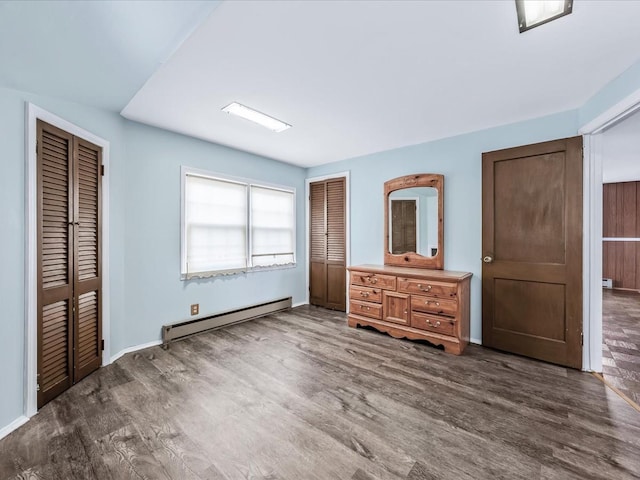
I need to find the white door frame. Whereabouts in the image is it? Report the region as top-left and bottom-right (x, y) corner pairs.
(25, 103), (111, 417)
(579, 88), (640, 372)
(305, 171), (351, 311)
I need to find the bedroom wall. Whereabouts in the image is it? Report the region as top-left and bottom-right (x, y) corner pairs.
(0, 85), (127, 433)
(579, 56), (640, 127)
(120, 121), (307, 353)
(0, 85), (306, 435)
(3, 53), (640, 438)
(307, 110), (580, 343)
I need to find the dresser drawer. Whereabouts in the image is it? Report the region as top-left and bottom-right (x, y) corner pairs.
(411, 311), (456, 336)
(411, 295), (457, 317)
(350, 271), (396, 290)
(398, 277), (457, 298)
(349, 285), (382, 303)
(350, 300), (383, 320)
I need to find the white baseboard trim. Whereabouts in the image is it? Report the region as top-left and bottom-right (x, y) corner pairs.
(0, 415), (29, 441)
(292, 301), (309, 308)
(110, 340), (163, 364)
(470, 337), (482, 345)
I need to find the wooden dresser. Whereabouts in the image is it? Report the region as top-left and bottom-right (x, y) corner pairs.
(347, 264), (472, 355)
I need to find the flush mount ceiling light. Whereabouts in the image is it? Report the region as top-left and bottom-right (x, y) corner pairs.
(222, 102), (291, 133)
(516, 0), (573, 33)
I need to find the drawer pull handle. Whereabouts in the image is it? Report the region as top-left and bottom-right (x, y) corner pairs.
(417, 284), (432, 292)
(425, 301), (440, 306)
(360, 291), (370, 298)
(368, 276), (378, 284)
(360, 305), (370, 311)
(427, 320), (441, 327)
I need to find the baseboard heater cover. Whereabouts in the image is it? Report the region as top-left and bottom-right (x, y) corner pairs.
(162, 297), (292, 346)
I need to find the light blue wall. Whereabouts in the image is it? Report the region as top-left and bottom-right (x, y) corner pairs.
(120, 121), (307, 352)
(0, 86), (306, 433)
(579, 57), (640, 127)
(0, 85), (127, 431)
(3, 53), (640, 437)
(308, 110), (580, 342)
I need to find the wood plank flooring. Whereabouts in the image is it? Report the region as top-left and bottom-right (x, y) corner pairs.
(1, 305), (640, 480)
(602, 289), (640, 405)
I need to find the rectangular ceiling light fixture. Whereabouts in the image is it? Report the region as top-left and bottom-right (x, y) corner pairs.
(516, 0), (573, 33)
(222, 102), (291, 133)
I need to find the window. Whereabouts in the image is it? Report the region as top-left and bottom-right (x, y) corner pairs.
(181, 167), (296, 279)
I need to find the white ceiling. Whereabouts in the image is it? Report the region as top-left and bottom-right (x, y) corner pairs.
(2, 1), (640, 168)
(0, 0), (220, 111)
(602, 108), (640, 183)
(122, 0), (640, 167)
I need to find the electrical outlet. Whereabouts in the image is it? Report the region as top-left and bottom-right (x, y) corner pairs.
(190, 304), (199, 316)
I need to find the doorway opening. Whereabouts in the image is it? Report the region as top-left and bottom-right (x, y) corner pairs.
(599, 109), (640, 405)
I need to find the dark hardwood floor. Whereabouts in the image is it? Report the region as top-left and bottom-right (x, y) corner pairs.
(2, 305), (640, 480)
(602, 289), (640, 405)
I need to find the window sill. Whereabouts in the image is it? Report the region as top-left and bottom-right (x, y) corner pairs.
(181, 263), (297, 281)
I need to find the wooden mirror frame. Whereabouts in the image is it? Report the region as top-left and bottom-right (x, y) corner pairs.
(384, 173), (444, 269)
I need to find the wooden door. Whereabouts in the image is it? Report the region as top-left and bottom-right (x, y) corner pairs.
(37, 120), (102, 408)
(38, 121), (74, 406)
(482, 136), (583, 369)
(73, 137), (102, 382)
(309, 178), (346, 311)
(391, 199), (417, 254)
(602, 181), (640, 290)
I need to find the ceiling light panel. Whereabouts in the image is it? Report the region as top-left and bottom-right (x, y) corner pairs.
(222, 102), (291, 133)
(516, 0), (573, 33)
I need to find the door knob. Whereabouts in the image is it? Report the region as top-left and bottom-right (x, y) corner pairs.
(483, 255), (494, 263)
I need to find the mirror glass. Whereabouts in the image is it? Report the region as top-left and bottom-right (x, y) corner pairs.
(388, 187), (439, 257)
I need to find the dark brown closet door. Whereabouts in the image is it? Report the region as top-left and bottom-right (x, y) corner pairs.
(73, 137), (102, 382)
(310, 178), (346, 311)
(38, 121), (74, 407)
(37, 120), (102, 408)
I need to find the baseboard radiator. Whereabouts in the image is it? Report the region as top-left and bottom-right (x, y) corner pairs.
(162, 297), (292, 346)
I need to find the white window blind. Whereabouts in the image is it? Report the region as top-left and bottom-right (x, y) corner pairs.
(182, 168), (296, 279)
(185, 175), (248, 276)
(251, 186), (295, 267)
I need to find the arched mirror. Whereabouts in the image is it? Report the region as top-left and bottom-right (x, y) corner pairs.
(384, 174), (444, 269)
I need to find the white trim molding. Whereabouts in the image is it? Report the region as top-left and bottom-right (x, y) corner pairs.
(603, 237), (640, 242)
(25, 103), (111, 418)
(110, 340), (163, 364)
(305, 171), (351, 312)
(579, 85), (640, 372)
(0, 416), (29, 442)
(581, 133), (603, 373)
(579, 88), (640, 135)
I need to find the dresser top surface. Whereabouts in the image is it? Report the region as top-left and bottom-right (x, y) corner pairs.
(349, 264), (472, 281)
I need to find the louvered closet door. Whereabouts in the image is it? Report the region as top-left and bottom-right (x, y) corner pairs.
(37, 120), (102, 408)
(309, 178), (346, 311)
(73, 137), (102, 382)
(38, 121), (74, 407)
(325, 179), (346, 310)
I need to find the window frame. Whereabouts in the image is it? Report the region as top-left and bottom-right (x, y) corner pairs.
(180, 166), (296, 280)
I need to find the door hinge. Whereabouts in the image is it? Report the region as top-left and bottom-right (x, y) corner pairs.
(36, 383), (40, 392)
(581, 332), (584, 346)
(36, 142), (38, 154)
(101, 339), (105, 351)
(101, 165), (105, 176)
